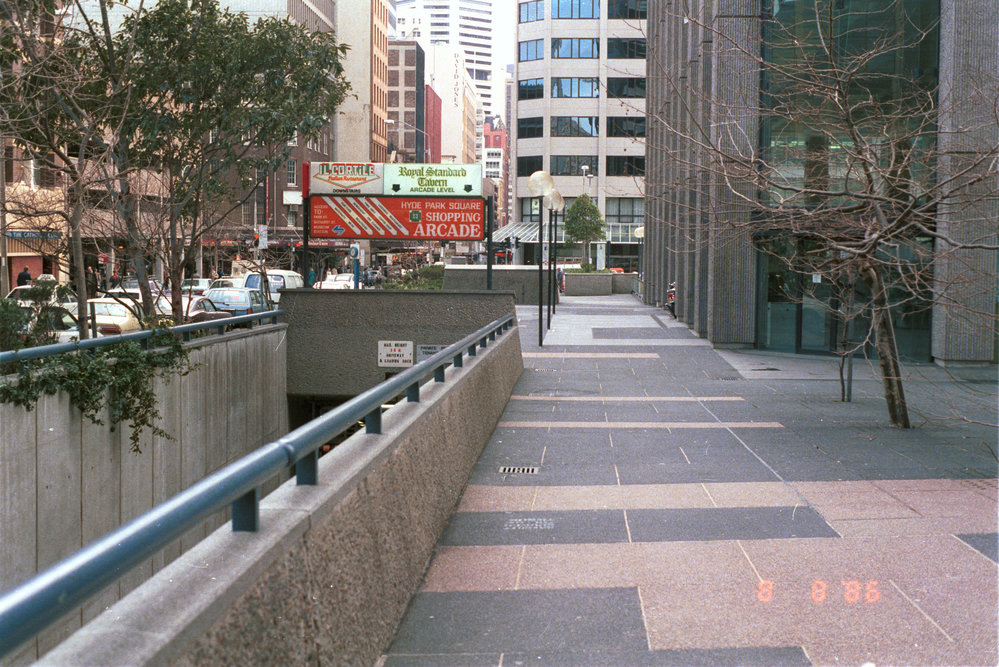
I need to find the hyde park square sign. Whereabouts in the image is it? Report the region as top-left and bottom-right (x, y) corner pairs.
(306, 162), (485, 241)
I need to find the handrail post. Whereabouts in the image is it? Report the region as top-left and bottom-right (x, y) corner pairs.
(296, 450), (318, 485)
(434, 366), (446, 382)
(453, 353), (463, 368)
(232, 488), (259, 531)
(365, 408), (382, 434)
(407, 383), (420, 402)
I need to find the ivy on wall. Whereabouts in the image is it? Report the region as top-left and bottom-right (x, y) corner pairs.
(0, 331), (195, 453)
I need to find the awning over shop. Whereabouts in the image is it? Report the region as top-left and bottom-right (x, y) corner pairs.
(491, 221), (565, 244)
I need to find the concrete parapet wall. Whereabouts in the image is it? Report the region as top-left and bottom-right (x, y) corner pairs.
(280, 289), (517, 398)
(564, 272), (613, 296)
(612, 273), (638, 294)
(1, 326), (288, 667)
(35, 326), (524, 667)
(441, 266), (557, 305)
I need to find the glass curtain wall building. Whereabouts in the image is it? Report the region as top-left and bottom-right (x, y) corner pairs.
(644, 0), (997, 363)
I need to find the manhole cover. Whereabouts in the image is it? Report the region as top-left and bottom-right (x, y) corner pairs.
(498, 466), (539, 475)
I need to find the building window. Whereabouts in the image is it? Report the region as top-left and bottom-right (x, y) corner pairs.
(552, 38), (598, 59)
(518, 116), (544, 139)
(607, 0), (647, 19)
(517, 155), (543, 177)
(607, 77), (646, 98)
(551, 77), (599, 98)
(287, 159), (297, 186)
(606, 198), (644, 242)
(242, 202), (254, 226)
(287, 206), (298, 228)
(519, 197), (540, 223)
(518, 78), (545, 100)
(606, 156), (645, 176)
(519, 0), (543, 22)
(607, 38), (646, 59)
(519, 39), (544, 62)
(552, 0), (599, 19)
(551, 116), (599, 137)
(607, 116), (646, 137)
(551, 155), (598, 176)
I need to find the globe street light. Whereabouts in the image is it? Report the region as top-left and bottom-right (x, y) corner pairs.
(385, 118), (430, 162)
(528, 170), (557, 347)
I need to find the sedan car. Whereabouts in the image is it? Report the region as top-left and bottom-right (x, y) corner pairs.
(204, 287), (269, 316)
(18, 305), (87, 344)
(314, 273), (361, 290)
(85, 298), (143, 336)
(180, 278), (213, 295)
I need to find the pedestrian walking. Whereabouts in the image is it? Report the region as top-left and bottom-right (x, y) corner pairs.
(16, 266), (31, 286)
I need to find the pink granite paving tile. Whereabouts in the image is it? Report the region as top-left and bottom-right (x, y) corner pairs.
(805, 637), (990, 667)
(830, 515), (999, 538)
(419, 546), (522, 592)
(889, 574), (998, 658)
(702, 482), (804, 507)
(530, 484), (714, 510)
(741, 536), (998, 587)
(638, 577), (947, 658)
(888, 489), (998, 519)
(792, 481), (923, 520)
(515, 542), (757, 591)
(456, 485), (537, 512)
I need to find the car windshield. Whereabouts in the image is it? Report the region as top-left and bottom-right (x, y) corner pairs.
(209, 290), (249, 305)
(90, 302), (130, 317)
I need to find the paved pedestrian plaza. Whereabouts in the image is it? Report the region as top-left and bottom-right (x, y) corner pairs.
(382, 295), (998, 666)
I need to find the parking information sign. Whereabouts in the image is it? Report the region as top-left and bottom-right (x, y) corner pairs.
(311, 196), (485, 240)
(378, 341), (414, 368)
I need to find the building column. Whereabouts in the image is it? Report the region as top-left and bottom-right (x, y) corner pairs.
(706, 0), (759, 346)
(931, 0), (999, 364)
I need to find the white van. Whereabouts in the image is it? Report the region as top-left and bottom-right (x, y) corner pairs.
(239, 269), (304, 304)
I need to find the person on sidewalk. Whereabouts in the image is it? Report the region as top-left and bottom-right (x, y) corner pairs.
(16, 266), (31, 286)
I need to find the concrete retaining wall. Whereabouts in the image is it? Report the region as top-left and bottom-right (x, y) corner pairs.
(280, 289), (517, 399)
(613, 273), (639, 294)
(441, 266), (558, 305)
(35, 324), (524, 667)
(1, 326), (288, 667)
(564, 272), (613, 296)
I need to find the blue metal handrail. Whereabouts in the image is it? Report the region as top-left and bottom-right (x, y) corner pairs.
(0, 309), (283, 366)
(0, 312), (516, 659)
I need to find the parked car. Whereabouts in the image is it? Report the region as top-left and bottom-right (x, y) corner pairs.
(314, 274), (361, 290)
(180, 278), (213, 295)
(240, 269), (304, 303)
(18, 304), (87, 344)
(156, 295), (230, 324)
(85, 298), (143, 336)
(6, 284), (78, 314)
(204, 287), (269, 317)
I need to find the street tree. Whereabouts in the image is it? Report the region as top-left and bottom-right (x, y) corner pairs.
(119, 0), (350, 320)
(647, 0), (998, 427)
(563, 193), (606, 269)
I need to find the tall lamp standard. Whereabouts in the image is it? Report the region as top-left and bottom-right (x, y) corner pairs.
(528, 170), (558, 347)
(385, 118), (430, 162)
(546, 190), (565, 330)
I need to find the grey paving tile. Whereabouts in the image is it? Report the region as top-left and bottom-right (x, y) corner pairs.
(616, 462), (780, 485)
(440, 510), (628, 545)
(627, 506), (839, 542)
(387, 589), (648, 654)
(383, 646), (813, 667)
(957, 533), (998, 563)
(468, 461), (621, 486)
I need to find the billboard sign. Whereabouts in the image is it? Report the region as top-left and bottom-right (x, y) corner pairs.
(383, 164), (482, 196)
(309, 162), (383, 195)
(311, 196), (485, 240)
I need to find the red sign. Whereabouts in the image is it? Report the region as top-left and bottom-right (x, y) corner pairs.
(311, 196), (484, 240)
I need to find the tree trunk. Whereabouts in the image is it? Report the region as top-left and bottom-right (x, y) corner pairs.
(861, 264), (911, 428)
(68, 181), (91, 339)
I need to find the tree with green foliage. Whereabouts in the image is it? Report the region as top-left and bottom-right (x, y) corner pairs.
(563, 193), (606, 269)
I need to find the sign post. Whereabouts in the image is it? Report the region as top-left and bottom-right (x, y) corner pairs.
(349, 243), (360, 290)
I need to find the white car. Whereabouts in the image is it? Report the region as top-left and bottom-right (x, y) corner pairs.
(314, 274), (361, 290)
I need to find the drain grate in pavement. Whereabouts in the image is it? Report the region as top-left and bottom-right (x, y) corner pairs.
(498, 466), (539, 475)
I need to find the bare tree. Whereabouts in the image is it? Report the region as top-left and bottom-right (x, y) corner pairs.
(646, 0), (998, 427)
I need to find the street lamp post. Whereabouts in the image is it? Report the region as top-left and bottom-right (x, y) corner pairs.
(528, 171), (562, 347)
(385, 118), (430, 162)
(547, 191), (564, 329)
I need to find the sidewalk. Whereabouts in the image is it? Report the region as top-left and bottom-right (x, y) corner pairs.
(380, 294), (998, 666)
